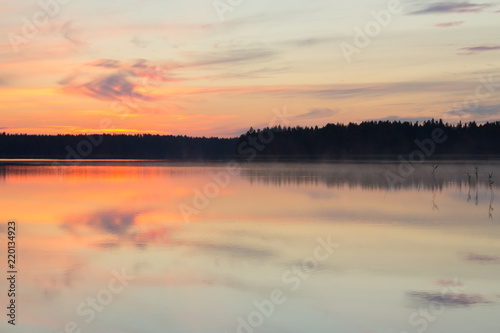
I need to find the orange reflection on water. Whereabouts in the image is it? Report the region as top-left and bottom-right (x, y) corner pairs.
(0, 162), (499, 333)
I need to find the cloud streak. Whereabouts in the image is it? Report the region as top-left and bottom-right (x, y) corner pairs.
(180, 48), (278, 69)
(446, 104), (500, 116)
(71, 73), (152, 101)
(458, 45), (500, 55)
(407, 291), (494, 307)
(433, 21), (464, 27)
(292, 108), (338, 120)
(410, 2), (492, 15)
(59, 59), (177, 102)
(463, 252), (500, 263)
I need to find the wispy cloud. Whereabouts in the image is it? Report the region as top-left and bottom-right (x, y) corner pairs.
(131, 36), (150, 48)
(446, 104), (500, 116)
(298, 87), (378, 99)
(252, 82), (472, 100)
(181, 48), (278, 68)
(280, 35), (343, 48)
(463, 252), (500, 264)
(458, 45), (500, 55)
(92, 58), (122, 68)
(190, 242), (275, 259)
(292, 108), (338, 120)
(433, 21), (464, 27)
(436, 279), (464, 287)
(410, 2), (492, 15)
(58, 21), (84, 45)
(407, 291), (494, 307)
(216, 66), (291, 79)
(177, 82), (475, 101)
(63, 72), (153, 101)
(59, 59), (177, 102)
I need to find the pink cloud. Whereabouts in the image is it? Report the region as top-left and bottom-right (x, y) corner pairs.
(59, 59), (182, 102)
(458, 45), (500, 55)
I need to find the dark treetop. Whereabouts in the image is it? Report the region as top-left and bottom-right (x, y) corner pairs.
(1, 120), (500, 160)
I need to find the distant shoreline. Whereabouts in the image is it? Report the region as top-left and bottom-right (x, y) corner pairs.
(3, 157), (500, 165)
(2, 120), (500, 161)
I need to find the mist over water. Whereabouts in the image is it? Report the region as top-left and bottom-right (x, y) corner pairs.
(0, 161), (499, 333)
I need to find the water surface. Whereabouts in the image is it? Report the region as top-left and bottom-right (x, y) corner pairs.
(0, 161), (499, 333)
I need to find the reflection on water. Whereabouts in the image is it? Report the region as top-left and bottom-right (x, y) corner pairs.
(0, 161), (499, 333)
(242, 162), (500, 192)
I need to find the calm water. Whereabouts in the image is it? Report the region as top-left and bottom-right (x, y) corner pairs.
(1, 161), (499, 333)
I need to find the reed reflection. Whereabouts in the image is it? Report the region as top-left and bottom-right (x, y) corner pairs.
(240, 162), (500, 192)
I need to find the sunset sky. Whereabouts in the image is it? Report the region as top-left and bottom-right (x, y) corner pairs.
(1, 0), (499, 137)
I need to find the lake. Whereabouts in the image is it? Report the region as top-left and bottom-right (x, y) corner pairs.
(0, 161), (499, 333)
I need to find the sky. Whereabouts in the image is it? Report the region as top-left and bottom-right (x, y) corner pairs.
(0, 0), (499, 137)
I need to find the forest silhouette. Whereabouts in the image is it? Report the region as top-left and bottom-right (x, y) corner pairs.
(1, 120), (500, 160)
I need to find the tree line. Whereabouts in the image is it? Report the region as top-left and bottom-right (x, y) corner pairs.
(236, 119), (500, 160)
(1, 120), (500, 160)
(0, 133), (237, 160)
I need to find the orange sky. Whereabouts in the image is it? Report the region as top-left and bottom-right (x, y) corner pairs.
(1, 0), (500, 137)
